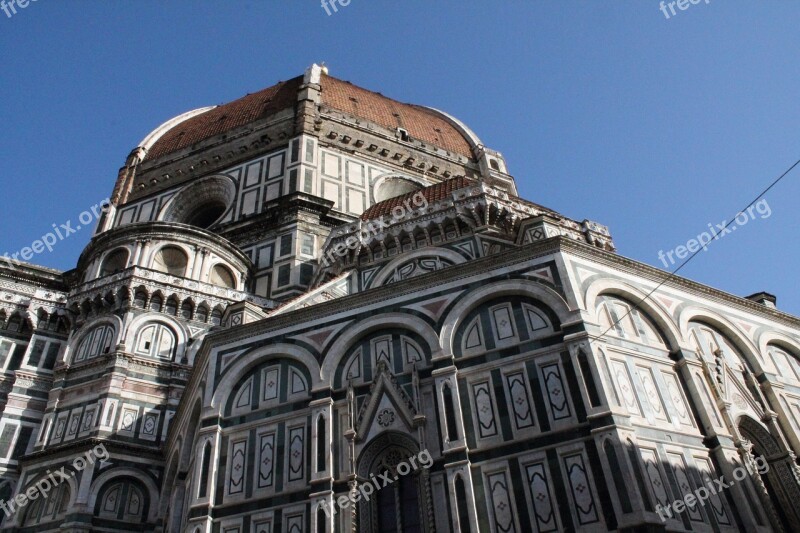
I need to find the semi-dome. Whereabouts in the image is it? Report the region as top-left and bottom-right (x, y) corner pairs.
(137, 68), (482, 163)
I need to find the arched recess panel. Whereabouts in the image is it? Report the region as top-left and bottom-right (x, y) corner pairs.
(596, 295), (667, 349)
(453, 295), (561, 359)
(21, 481), (71, 527)
(93, 477), (150, 527)
(598, 297), (698, 432)
(688, 321), (756, 372)
(73, 323), (116, 362)
(133, 322), (178, 361)
(333, 329), (431, 390)
(224, 358), (313, 418)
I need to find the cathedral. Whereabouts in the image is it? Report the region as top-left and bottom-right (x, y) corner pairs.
(2, 64), (800, 532)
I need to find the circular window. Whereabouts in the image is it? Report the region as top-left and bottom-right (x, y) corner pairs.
(162, 175), (236, 229)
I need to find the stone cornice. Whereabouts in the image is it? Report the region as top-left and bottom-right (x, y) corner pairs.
(561, 239), (800, 329)
(22, 437), (164, 465)
(77, 221), (253, 272)
(68, 265), (274, 311)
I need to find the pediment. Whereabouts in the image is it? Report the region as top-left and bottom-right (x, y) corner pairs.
(355, 362), (417, 441)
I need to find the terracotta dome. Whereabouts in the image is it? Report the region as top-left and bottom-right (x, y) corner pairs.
(138, 70), (481, 163)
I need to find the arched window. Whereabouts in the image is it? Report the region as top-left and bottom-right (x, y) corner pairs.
(149, 294), (163, 313)
(604, 440), (632, 513)
(198, 441), (212, 498)
(210, 308), (223, 326)
(134, 288), (148, 308)
(442, 382), (459, 441)
(165, 295), (179, 316)
(368, 446), (422, 533)
(22, 481), (70, 526)
(152, 246), (188, 277)
(99, 248), (129, 277)
(75, 323), (115, 362)
(316, 415), (326, 472)
(135, 323), (177, 360)
(180, 301), (194, 320)
(95, 478), (147, 523)
(454, 475), (472, 533)
(209, 264), (236, 289)
(195, 304), (209, 323)
(626, 439), (653, 512)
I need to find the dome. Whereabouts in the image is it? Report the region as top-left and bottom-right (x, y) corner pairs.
(360, 175), (476, 220)
(137, 68), (482, 163)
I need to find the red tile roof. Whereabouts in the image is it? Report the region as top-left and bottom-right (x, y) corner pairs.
(360, 175), (476, 220)
(142, 72), (475, 163)
(320, 74), (474, 158)
(144, 76), (303, 161)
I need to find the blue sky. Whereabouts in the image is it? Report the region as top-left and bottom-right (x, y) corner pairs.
(1, 1), (799, 314)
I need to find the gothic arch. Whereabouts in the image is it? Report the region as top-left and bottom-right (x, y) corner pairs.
(439, 279), (573, 357)
(356, 431), (429, 533)
(320, 313), (439, 383)
(737, 414), (800, 531)
(738, 415), (782, 456)
(356, 430), (420, 478)
(210, 343), (321, 410)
